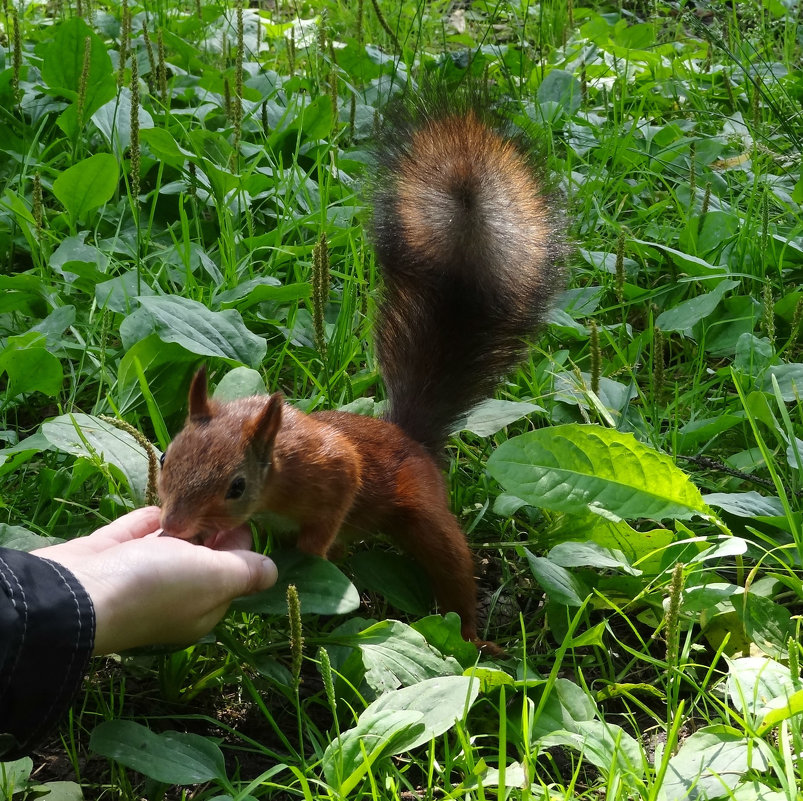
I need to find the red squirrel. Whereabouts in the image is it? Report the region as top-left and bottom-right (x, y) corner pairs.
(157, 94), (565, 653)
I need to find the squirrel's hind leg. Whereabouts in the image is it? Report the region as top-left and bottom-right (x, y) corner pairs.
(396, 506), (496, 651)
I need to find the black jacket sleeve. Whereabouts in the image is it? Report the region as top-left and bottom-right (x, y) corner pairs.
(0, 548), (95, 759)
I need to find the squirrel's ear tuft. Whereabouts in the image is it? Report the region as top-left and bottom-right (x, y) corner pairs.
(188, 365), (212, 420)
(244, 393), (283, 457)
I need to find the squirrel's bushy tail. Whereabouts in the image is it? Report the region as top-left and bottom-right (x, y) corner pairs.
(371, 93), (566, 455)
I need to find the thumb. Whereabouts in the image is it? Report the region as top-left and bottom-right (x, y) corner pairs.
(224, 551), (279, 595)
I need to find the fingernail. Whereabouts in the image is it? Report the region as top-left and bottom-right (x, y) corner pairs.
(259, 557), (278, 590)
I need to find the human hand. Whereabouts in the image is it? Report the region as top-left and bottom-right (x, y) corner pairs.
(32, 507), (277, 655)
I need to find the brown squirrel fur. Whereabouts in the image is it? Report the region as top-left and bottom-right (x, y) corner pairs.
(158, 95), (565, 653)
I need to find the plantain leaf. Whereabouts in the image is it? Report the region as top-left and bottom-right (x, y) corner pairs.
(487, 424), (709, 522)
(231, 550), (359, 616)
(322, 675), (479, 792)
(120, 295), (266, 368)
(330, 619), (462, 694)
(40, 413), (152, 503)
(0, 333), (63, 397)
(450, 398), (542, 437)
(40, 17), (116, 136)
(525, 550), (589, 607)
(661, 726), (771, 801)
(52, 154), (119, 222)
(89, 720), (226, 785)
(655, 279), (740, 333)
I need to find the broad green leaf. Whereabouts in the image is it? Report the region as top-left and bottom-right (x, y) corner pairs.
(28, 306), (76, 347)
(0, 334), (63, 397)
(762, 363), (803, 401)
(661, 726), (771, 801)
(277, 93), (334, 144)
(95, 271), (156, 313)
(676, 414), (744, 452)
(701, 609), (753, 656)
(322, 674), (479, 791)
(120, 295), (267, 368)
(0, 274), (47, 299)
(548, 541), (641, 576)
(0, 757), (33, 793)
(40, 414), (152, 504)
(411, 613), (480, 667)
(30, 780), (84, 800)
(52, 154), (119, 222)
(559, 285), (604, 317)
(737, 592), (791, 658)
(614, 22), (655, 49)
(631, 239), (726, 276)
(337, 397), (379, 416)
(251, 655), (294, 687)
(551, 676), (598, 724)
(116, 336), (198, 418)
(464, 666), (516, 692)
(159, 28), (206, 72)
(655, 279), (740, 333)
(539, 721), (642, 781)
(682, 583), (741, 613)
(554, 373), (637, 413)
(92, 88), (155, 152)
(215, 280), (311, 310)
(704, 492), (784, 517)
(525, 551), (589, 607)
(461, 762), (528, 790)
(732, 781), (793, 801)
(89, 720), (226, 785)
(450, 399), (541, 437)
(733, 333), (774, 376)
(696, 211), (741, 254)
(487, 424), (709, 522)
(786, 437), (803, 470)
(493, 492), (529, 516)
(0, 524), (60, 551)
(140, 127), (195, 167)
(568, 620), (608, 648)
(690, 537), (748, 562)
(758, 688), (803, 734)
(537, 69), (582, 116)
(40, 17), (116, 131)
(726, 657), (797, 720)
(0, 189), (37, 253)
(578, 248), (639, 276)
(335, 40), (382, 83)
(321, 710), (423, 794)
(212, 367), (267, 402)
(333, 620), (462, 694)
(553, 512), (674, 573)
(231, 550), (359, 616)
(50, 235), (108, 280)
(365, 674), (480, 750)
(705, 295), (759, 356)
(348, 551), (432, 616)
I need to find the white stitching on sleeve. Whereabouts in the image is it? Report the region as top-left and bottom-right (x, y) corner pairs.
(24, 558), (86, 746)
(0, 554), (29, 695)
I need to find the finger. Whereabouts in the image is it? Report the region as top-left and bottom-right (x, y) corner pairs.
(90, 506), (163, 543)
(206, 549), (278, 597)
(204, 525), (253, 552)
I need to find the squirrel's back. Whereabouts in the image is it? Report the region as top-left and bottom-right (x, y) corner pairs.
(370, 94), (566, 454)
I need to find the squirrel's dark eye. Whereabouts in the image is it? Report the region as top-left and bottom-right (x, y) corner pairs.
(159, 451), (166, 468)
(226, 476), (246, 500)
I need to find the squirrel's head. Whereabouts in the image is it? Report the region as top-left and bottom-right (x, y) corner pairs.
(158, 366), (283, 541)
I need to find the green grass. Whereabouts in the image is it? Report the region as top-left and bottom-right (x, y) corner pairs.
(1, 0), (803, 798)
